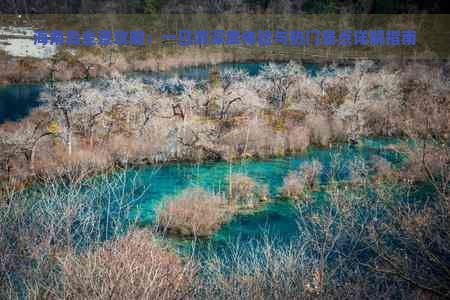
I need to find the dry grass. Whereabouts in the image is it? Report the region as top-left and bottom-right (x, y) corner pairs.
(156, 187), (232, 238)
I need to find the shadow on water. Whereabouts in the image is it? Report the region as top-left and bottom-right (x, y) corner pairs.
(134, 61), (319, 83)
(0, 84), (42, 123)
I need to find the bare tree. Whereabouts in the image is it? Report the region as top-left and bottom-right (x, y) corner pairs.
(257, 61), (305, 109)
(335, 61), (377, 142)
(216, 69), (250, 120)
(42, 81), (87, 156)
(75, 87), (108, 148)
(0, 114), (52, 174)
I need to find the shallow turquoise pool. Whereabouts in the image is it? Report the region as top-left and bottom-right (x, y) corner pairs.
(112, 138), (404, 256)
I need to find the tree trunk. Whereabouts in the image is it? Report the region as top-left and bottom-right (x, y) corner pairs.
(68, 130), (72, 156)
(30, 146), (36, 173)
(89, 130), (94, 148)
(30, 133), (52, 173)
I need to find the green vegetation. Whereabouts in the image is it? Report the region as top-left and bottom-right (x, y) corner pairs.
(143, 0), (161, 14)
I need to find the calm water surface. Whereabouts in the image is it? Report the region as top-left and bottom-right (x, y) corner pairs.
(116, 138), (403, 256)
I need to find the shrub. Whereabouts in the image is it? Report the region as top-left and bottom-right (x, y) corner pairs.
(304, 114), (333, 147)
(198, 239), (317, 300)
(329, 116), (347, 143)
(280, 171), (308, 200)
(370, 155), (397, 181)
(228, 174), (255, 201)
(280, 160), (323, 200)
(301, 160), (323, 188)
(0, 173), (142, 299)
(364, 102), (402, 136)
(220, 117), (280, 159)
(222, 117), (311, 159)
(156, 187), (232, 238)
(36, 147), (113, 184)
(60, 230), (197, 299)
(344, 155), (365, 183)
(227, 174), (269, 207)
(285, 124), (311, 153)
(395, 142), (448, 184)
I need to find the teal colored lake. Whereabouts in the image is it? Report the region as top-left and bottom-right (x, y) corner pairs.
(115, 138), (403, 256)
(0, 84), (42, 123)
(1, 62), (399, 259)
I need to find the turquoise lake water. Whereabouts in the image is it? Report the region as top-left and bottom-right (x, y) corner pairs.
(112, 138), (403, 256)
(0, 62), (402, 259)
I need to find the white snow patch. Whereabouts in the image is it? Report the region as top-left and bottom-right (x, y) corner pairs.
(0, 26), (57, 59)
